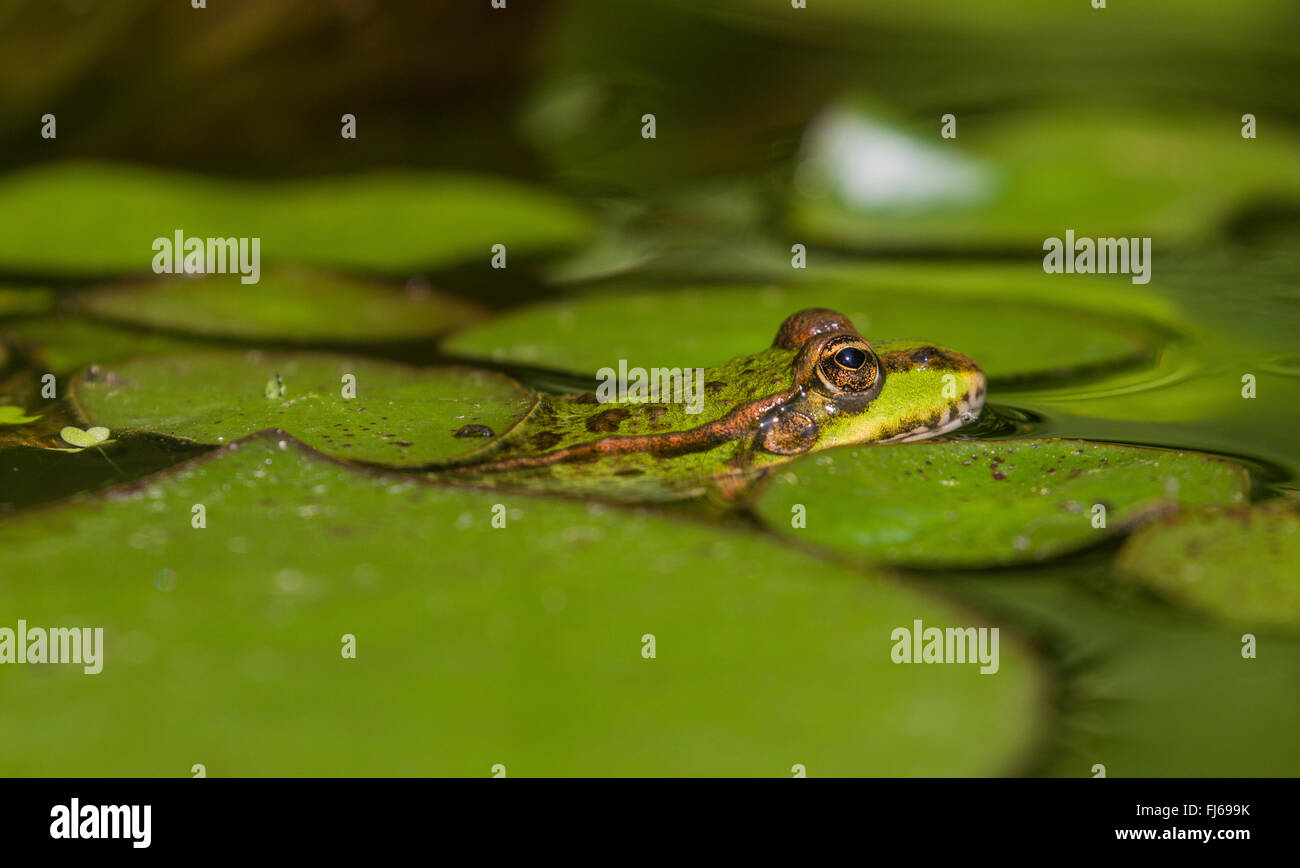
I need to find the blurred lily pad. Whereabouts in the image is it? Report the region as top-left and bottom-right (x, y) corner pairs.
(71, 350), (535, 467)
(791, 106), (1300, 248)
(753, 440), (1250, 567)
(0, 405), (40, 425)
(945, 566), (1300, 776)
(4, 316), (202, 374)
(706, 0), (1290, 42)
(0, 288), (56, 367)
(0, 433), (1045, 775)
(1116, 502), (1300, 627)
(0, 287), (53, 316)
(0, 161), (590, 274)
(72, 267), (483, 343)
(443, 277), (1160, 383)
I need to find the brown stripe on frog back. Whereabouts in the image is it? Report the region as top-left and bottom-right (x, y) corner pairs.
(458, 385), (803, 473)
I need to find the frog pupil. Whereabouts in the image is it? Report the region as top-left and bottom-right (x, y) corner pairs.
(835, 346), (867, 369)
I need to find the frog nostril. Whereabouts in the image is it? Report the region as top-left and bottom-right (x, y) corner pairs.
(835, 346), (868, 369)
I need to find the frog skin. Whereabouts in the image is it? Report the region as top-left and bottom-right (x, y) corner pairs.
(440, 308), (986, 500)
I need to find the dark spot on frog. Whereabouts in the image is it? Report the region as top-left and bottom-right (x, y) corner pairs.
(393, 441), (412, 447)
(991, 471), (1006, 480)
(532, 431), (563, 450)
(705, 381), (725, 393)
(455, 424), (495, 438)
(614, 468), (644, 477)
(910, 346), (939, 364)
(586, 408), (630, 433)
(573, 393), (600, 404)
(644, 405), (669, 430)
(884, 356), (911, 374)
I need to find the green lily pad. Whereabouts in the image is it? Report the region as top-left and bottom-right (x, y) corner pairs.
(1116, 502), (1300, 627)
(0, 434), (1044, 775)
(0, 161), (589, 274)
(86, 268), (482, 342)
(706, 0), (1284, 40)
(71, 350), (535, 467)
(0, 288), (53, 368)
(0, 287), (53, 316)
(0, 405), (40, 425)
(4, 317), (207, 374)
(71, 267), (484, 343)
(943, 568), (1300, 776)
(753, 440), (1250, 568)
(443, 276), (1159, 383)
(791, 106), (1300, 248)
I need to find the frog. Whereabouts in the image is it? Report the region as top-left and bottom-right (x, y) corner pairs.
(438, 308), (986, 501)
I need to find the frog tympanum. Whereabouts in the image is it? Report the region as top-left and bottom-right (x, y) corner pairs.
(440, 308), (986, 501)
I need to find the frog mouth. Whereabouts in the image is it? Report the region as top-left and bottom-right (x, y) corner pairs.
(880, 377), (988, 444)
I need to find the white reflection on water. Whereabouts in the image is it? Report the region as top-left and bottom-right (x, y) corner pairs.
(798, 108), (995, 210)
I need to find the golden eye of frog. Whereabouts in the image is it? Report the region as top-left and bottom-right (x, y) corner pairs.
(444, 308), (986, 500)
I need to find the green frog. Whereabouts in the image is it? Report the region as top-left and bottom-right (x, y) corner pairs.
(439, 308), (986, 501)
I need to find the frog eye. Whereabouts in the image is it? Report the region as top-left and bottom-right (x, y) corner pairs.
(834, 346), (868, 369)
(816, 336), (880, 393)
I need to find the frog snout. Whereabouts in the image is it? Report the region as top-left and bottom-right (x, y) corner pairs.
(929, 348), (986, 423)
(954, 357), (987, 423)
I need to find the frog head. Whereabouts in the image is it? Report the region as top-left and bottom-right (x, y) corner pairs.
(756, 308), (987, 455)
